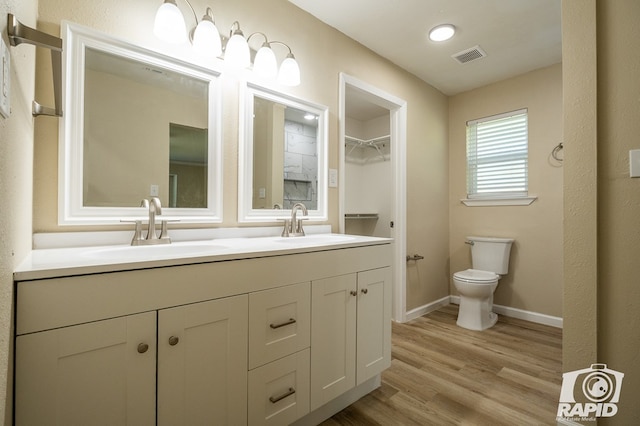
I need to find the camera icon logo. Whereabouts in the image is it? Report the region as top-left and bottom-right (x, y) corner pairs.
(557, 364), (624, 420)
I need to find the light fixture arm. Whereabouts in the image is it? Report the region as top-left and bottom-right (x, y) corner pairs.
(269, 40), (293, 55)
(247, 32), (270, 47)
(174, 0), (200, 28)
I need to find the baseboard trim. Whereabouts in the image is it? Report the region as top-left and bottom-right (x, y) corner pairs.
(405, 296), (451, 322)
(449, 296), (563, 328)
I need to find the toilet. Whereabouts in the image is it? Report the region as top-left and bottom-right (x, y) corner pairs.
(453, 236), (514, 331)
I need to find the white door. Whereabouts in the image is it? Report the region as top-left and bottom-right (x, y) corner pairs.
(15, 312), (156, 426)
(356, 267), (392, 385)
(310, 274), (357, 410)
(157, 295), (248, 426)
(340, 73), (408, 322)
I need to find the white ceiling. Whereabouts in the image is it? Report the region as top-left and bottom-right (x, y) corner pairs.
(289, 0), (562, 96)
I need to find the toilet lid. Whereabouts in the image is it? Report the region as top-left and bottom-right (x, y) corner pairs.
(453, 269), (499, 283)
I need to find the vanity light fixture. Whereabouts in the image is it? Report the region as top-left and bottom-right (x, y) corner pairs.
(153, 0), (301, 86)
(429, 24), (456, 42)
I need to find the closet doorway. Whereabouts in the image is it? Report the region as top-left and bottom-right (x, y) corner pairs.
(339, 74), (407, 322)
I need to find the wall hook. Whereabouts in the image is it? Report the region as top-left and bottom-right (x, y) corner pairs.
(7, 13), (63, 117)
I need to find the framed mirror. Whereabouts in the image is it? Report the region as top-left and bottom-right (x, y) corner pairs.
(59, 22), (222, 225)
(239, 82), (328, 222)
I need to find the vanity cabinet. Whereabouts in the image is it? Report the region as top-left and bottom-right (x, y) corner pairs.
(15, 296), (248, 426)
(310, 267), (392, 410)
(14, 240), (391, 425)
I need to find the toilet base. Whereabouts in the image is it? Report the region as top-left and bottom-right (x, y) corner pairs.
(456, 297), (498, 331)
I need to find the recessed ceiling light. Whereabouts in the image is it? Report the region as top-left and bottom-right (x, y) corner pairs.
(429, 24), (456, 42)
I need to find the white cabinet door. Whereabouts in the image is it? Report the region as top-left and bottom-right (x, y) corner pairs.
(310, 273), (357, 410)
(157, 295), (248, 426)
(356, 267), (392, 385)
(15, 312), (156, 426)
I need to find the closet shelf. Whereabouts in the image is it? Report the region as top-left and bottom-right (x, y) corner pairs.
(345, 135), (390, 162)
(345, 213), (379, 220)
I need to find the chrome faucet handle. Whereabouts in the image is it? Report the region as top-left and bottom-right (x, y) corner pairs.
(279, 219), (291, 237)
(121, 219), (144, 246)
(159, 219), (180, 241)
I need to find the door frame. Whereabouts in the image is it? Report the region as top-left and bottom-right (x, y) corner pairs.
(338, 73), (407, 323)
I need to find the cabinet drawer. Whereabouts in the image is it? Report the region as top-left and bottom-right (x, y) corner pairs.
(249, 282), (310, 369)
(248, 348), (310, 426)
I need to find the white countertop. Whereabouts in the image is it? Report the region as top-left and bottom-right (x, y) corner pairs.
(14, 233), (393, 281)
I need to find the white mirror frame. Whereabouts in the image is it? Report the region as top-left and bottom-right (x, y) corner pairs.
(238, 82), (329, 223)
(59, 22), (223, 225)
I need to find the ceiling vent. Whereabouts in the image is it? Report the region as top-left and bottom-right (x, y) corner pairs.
(452, 45), (487, 64)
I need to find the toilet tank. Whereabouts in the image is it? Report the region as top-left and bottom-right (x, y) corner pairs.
(467, 236), (514, 275)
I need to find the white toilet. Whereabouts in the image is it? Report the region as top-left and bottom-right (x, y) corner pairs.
(453, 236), (514, 331)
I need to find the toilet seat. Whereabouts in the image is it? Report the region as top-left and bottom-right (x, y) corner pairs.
(453, 269), (498, 283)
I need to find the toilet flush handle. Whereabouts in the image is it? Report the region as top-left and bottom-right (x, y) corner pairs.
(465, 240), (474, 245)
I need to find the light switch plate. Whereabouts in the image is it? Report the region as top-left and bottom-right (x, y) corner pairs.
(329, 168), (338, 187)
(630, 150), (640, 178)
(0, 36), (10, 119)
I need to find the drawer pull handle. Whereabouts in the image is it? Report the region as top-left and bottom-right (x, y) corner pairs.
(269, 387), (296, 403)
(350, 290), (357, 296)
(137, 343), (149, 354)
(168, 336), (179, 346)
(361, 288), (368, 294)
(270, 318), (296, 329)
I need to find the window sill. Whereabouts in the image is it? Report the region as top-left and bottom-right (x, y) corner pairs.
(461, 196), (537, 207)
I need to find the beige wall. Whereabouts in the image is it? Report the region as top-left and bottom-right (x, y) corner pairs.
(0, 0), (39, 422)
(449, 64), (563, 317)
(562, 0), (640, 424)
(32, 1), (449, 308)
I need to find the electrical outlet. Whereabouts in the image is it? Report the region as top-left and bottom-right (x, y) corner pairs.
(0, 36), (10, 119)
(150, 184), (159, 196)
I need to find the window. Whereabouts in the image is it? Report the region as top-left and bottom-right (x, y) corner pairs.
(466, 109), (528, 200)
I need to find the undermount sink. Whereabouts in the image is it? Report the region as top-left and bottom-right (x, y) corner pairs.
(273, 234), (356, 244)
(86, 242), (228, 260)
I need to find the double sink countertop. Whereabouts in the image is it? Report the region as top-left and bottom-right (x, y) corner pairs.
(15, 232), (393, 281)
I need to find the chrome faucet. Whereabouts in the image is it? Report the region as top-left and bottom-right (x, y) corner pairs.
(147, 197), (161, 240)
(281, 203), (308, 237)
(128, 197), (171, 246)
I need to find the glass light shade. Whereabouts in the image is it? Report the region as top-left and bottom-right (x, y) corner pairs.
(153, 1), (188, 44)
(277, 55), (301, 86)
(429, 24), (456, 42)
(224, 33), (250, 68)
(253, 45), (278, 81)
(193, 19), (222, 58)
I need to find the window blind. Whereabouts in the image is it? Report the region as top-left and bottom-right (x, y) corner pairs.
(466, 109), (528, 198)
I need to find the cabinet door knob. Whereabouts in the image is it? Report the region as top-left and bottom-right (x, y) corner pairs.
(168, 336), (180, 346)
(361, 288), (368, 294)
(350, 290), (357, 296)
(137, 343), (149, 354)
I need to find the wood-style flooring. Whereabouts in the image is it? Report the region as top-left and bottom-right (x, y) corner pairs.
(321, 304), (562, 426)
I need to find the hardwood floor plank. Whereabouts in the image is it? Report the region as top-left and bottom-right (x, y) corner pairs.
(320, 304), (562, 426)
